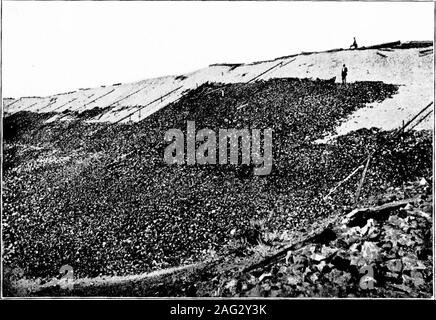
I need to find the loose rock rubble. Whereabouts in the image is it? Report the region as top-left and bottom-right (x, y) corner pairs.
(216, 179), (432, 298)
(2, 77), (431, 298)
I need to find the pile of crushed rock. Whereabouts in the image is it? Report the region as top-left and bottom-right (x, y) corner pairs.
(219, 178), (432, 298)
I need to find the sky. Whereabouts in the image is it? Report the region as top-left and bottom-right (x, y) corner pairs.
(2, 1), (434, 98)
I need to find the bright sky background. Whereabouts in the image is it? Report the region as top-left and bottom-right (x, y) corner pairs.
(2, 1), (434, 98)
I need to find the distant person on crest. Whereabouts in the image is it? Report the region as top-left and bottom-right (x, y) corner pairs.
(350, 37), (358, 50)
(341, 64), (348, 85)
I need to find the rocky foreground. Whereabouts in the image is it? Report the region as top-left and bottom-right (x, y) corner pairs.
(219, 179), (433, 298)
(8, 177), (431, 297)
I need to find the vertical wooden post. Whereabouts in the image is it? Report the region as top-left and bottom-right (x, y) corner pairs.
(355, 155), (371, 204)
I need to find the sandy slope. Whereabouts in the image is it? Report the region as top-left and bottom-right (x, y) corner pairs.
(3, 42), (433, 137)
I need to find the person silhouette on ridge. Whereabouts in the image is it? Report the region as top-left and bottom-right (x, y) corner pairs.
(350, 37), (358, 49)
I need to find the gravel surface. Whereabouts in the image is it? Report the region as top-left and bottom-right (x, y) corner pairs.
(4, 78), (430, 282)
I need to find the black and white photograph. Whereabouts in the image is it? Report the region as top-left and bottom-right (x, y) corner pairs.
(1, 0), (434, 301)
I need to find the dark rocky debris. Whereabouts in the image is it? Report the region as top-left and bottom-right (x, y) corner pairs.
(2, 77), (432, 297)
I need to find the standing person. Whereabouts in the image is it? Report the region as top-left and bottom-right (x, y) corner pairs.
(350, 37), (358, 49)
(341, 64), (348, 85)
